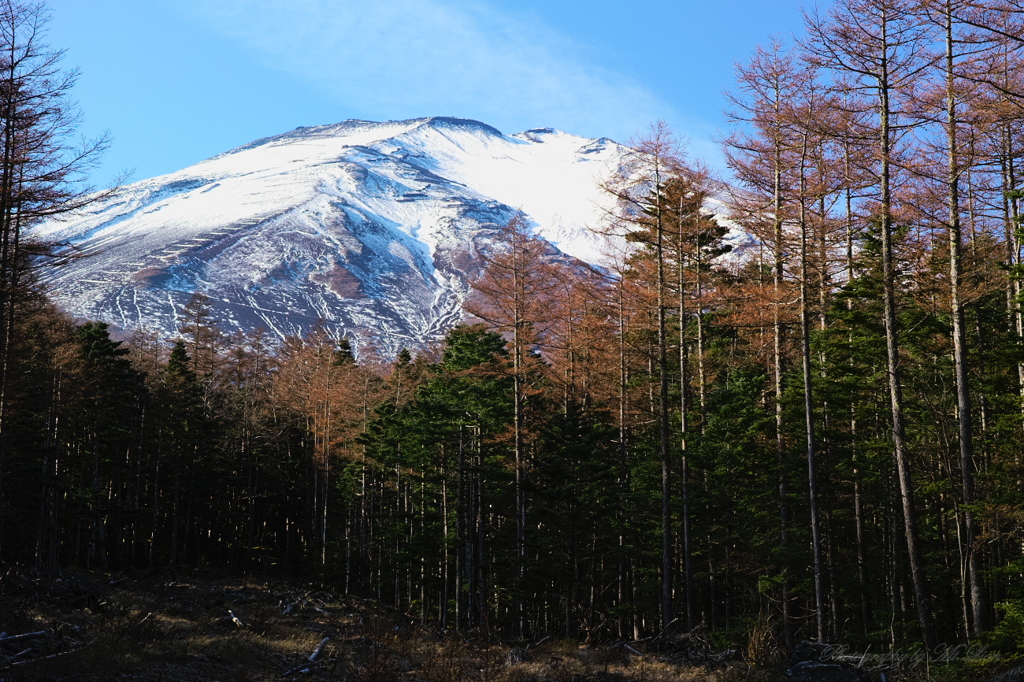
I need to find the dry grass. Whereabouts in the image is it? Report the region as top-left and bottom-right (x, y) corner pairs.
(0, 571), (784, 681)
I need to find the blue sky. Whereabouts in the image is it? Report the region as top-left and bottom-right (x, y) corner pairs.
(48, 0), (813, 189)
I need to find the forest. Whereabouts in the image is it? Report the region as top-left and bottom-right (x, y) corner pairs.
(4, 0), (1024, 666)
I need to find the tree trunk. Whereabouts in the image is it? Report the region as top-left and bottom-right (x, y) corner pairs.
(878, 47), (937, 651)
(941, 3), (985, 634)
(798, 134), (827, 642)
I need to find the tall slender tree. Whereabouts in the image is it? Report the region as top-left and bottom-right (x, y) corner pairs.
(804, 0), (939, 648)
(604, 123), (688, 631)
(466, 213), (562, 635)
(0, 0), (105, 559)
(724, 40), (811, 640)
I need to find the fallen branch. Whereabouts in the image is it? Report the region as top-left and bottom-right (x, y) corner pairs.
(6, 647), (35, 663)
(303, 601), (330, 616)
(651, 618), (680, 642)
(309, 636), (330, 662)
(0, 631), (46, 645)
(614, 641), (643, 657)
(281, 637), (331, 676)
(11, 647), (85, 667)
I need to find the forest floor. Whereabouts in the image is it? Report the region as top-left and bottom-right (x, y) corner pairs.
(0, 568), (1011, 681)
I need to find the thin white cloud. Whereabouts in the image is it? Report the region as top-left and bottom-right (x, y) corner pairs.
(168, 0), (673, 141)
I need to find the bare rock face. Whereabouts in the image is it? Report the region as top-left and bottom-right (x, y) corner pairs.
(32, 117), (630, 356)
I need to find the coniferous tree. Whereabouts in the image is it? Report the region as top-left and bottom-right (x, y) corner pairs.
(0, 0), (106, 561)
(724, 40), (812, 641)
(466, 213), (560, 635)
(804, 0), (939, 648)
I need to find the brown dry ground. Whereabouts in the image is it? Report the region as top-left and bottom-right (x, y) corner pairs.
(1, 569), (1011, 681)
(0, 569), (781, 682)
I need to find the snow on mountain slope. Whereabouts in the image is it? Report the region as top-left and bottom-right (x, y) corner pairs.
(32, 117), (631, 355)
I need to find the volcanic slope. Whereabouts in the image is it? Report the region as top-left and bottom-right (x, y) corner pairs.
(32, 117), (629, 355)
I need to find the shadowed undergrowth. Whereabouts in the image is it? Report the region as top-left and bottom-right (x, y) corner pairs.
(0, 570), (786, 681)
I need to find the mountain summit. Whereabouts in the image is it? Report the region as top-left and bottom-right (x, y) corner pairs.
(32, 117), (628, 354)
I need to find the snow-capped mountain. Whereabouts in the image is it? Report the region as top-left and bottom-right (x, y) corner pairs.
(31, 117), (631, 355)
